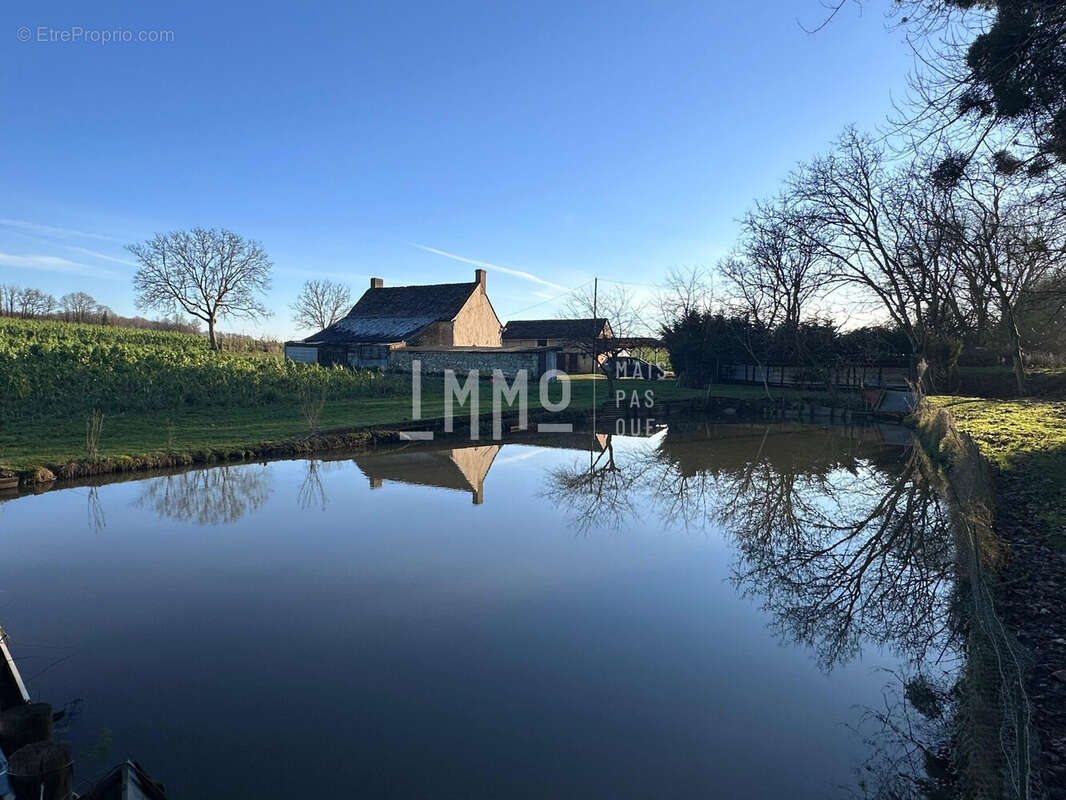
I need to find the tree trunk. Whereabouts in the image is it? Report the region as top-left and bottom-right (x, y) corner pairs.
(603, 369), (616, 406)
(922, 352), (951, 395)
(908, 330), (932, 397)
(208, 316), (218, 351)
(1004, 308), (1028, 397)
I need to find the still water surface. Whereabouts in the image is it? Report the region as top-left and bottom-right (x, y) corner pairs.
(0, 422), (956, 798)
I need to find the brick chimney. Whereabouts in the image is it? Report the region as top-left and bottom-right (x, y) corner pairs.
(370, 277), (384, 289)
(475, 268), (486, 289)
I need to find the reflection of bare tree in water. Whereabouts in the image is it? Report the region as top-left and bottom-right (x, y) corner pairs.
(297, 460), (328, 511)
(550, 424), (963, 797)
(136, 465), (272, 525)
(726, 448), (957, 671)
(548, 436), (639, 534)
(87, 486), (106, 532)
(548, 426), (958, 670)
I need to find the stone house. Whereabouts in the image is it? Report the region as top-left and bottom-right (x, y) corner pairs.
(285, 269), (502, 368)
(501, 318), (614, 373)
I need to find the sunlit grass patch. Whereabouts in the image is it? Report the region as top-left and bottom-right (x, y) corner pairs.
(927, 396), (1066, 546)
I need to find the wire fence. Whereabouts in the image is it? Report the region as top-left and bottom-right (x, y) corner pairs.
(924, 410), (1042, 800)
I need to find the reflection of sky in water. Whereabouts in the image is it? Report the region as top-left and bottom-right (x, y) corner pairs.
(0, 424), (955, 799)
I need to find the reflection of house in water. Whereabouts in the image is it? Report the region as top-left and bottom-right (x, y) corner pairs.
(511, 431), (610, 452)
(351, 432), (612, 505)
(353, 444), (502, 504)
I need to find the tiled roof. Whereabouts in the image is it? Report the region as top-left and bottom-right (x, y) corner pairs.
(303, 315), (438, 344)
(502, 318), (609, 340)
(302, 281), (479, 344)
(348, 282), (478, 319)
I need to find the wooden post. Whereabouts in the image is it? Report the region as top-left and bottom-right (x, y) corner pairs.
(0, 702), (53, 756)
(0, 631), (30, 711)
(7, 741), (73, 800)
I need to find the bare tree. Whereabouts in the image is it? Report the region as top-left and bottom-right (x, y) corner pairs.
(297, 460), (329, 511)
(656, 266), (713, 323)
(788, 131), (964, 390)
(948, 157), (1066, 394)
(290, 279), (352, 331)
(128, 227), (273, 350)
(717, 199), (836, 396)
(60, 291), (98, 324)
(813, 2), (1066, 185)
(546, 436), (637, 534)
(16, 288), (56, 319)
(547, 422), (958, 671)
(723, 198), (830, 330)
(563, 282), (656, 395)
(0, 284), (18, 316)
(565, 282), (649, 340)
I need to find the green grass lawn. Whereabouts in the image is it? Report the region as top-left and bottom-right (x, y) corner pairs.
(0, 377), (705, 471)
(927, 395), (1066, 544)
(0, 370), (876, 474)
(927, 396), (1066, 473)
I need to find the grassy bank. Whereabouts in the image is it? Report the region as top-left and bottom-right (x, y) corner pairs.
(927, 396), (1066, 547)
(923, 397), (1066, 796)
(0, 378), (878, 475)
(0, 377), (706, 474)
(0, 317), (884, 480)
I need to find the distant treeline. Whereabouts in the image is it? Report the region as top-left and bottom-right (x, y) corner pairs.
(1, 282), (198, 330)
(0, 283), (282, 352)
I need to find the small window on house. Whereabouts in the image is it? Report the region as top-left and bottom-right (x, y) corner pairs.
(537, 338), (548, 347)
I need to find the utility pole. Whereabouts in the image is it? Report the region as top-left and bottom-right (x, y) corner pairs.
(592, 277), (598, 436)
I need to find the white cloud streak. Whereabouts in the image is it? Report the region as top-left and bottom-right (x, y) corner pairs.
(409, 243), (570, 292)
(61, 244), (138, 267)
(0, 218), (136, 269)
(0, 251), (120, 279)
(0, 218), (122, 242)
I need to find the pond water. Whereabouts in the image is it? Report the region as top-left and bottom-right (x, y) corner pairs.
(0, 422), (959, 798)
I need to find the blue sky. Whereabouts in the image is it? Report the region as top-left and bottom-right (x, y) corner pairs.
(1, 0), (913, 339)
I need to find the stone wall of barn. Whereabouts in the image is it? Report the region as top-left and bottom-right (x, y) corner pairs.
(504, 337), (598, 373)
(388, 349), (548, 378)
